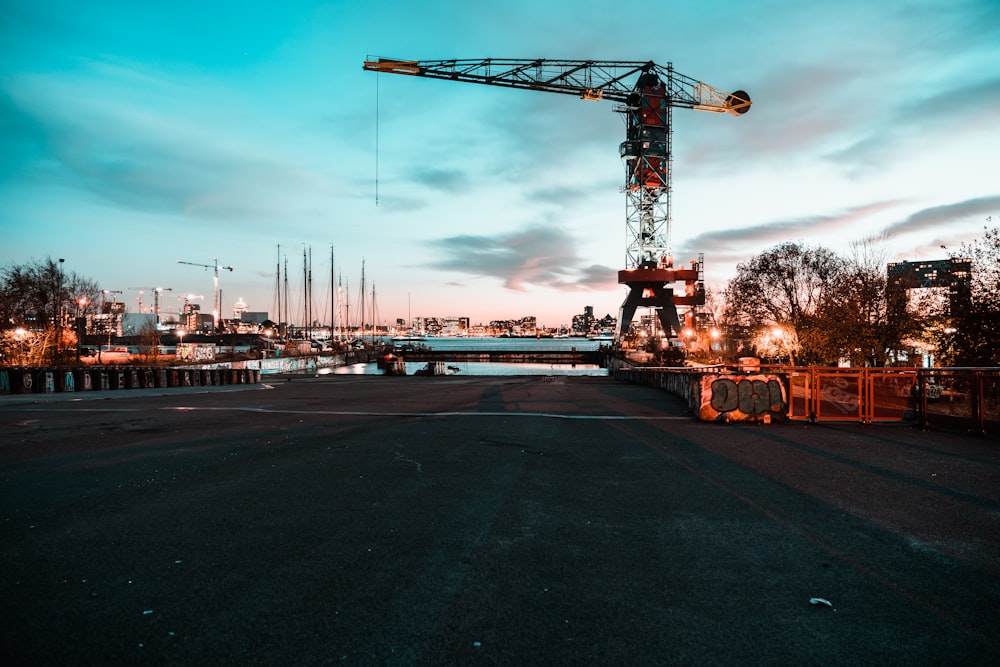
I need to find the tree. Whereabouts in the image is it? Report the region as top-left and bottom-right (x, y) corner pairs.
(1, 257), (101, 363)
(137, 319), (162, 361)
(935, 222), (1000, 366)
(815, 238), (916, 366)
(722, 242), (844, 364)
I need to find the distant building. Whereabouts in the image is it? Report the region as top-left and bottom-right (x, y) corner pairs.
(181, 303), (214, 331)
(121, 313), (156, 336)
(240, 311), (269, 325)
(572, 305), (615, 335)
(232, 298), (249, 320)
(439, 316), (469, 335)
(490, 316), (537, 335)
(887, 258), (972, 314)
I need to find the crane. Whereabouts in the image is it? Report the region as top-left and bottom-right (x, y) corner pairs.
(127, 287), (173, 326)
(363, 58), (751, 341)
(177, 258), (233, 330)
(101, 289), (123, 307)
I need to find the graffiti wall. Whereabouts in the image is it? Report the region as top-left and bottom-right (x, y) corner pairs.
(698, 374), (787, 422)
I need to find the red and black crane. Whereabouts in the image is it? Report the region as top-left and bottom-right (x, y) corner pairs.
(363, 58), (750, 340)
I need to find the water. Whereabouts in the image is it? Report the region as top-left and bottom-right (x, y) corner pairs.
(331, 361), (607, 376)
(331, 336), (609, 376)
(393, 336), (604, 352)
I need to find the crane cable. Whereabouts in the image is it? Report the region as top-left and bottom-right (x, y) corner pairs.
(375, 70), (380, 206)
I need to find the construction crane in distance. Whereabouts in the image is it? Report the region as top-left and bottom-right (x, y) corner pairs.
(362, 57), (751, 341)
(126, 287), (173, 326)
(101, 289), (123, 306)
(177, 258), (233, 330)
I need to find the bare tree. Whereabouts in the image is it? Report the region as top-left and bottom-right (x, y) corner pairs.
(935, 222), (1000, 366)
(1, 256), (102, 363)
(722, 242), (844, 364)
(816, 237), (915, 366)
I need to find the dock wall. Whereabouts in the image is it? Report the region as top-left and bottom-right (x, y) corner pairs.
(610, 359), (788, 423)
(0, 365), (261, 395)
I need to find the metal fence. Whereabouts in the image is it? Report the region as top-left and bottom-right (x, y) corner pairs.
(771, 366), (999, 436)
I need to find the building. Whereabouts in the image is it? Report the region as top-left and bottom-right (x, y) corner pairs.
(572, 305), (616, 336)
(887, 258), (972, 314)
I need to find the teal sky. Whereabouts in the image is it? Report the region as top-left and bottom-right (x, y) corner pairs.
(2, 0), (999, 327)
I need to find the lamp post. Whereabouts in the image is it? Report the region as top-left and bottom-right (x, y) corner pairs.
(53, 258), (65, 361)
(76, 297), (88, 362)
(14, 328), (27, 365)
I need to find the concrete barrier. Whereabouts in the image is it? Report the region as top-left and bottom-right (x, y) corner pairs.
(75, 368), (93, 391)
(15, 370), (31, 393)
(1, 363), (260, 395)
(613, 364), (788, 423)
(58, 369), (75, 392)
(38, 370), (55, 393)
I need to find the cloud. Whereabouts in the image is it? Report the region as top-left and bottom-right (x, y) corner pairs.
(2, 69), (335, 225)
(426, 224), (617, 291)
(411, 166), (468, 192)
(676, 200), (901, 258)
(827, 76), (1000, 172)
(883, 195), (1000, 238)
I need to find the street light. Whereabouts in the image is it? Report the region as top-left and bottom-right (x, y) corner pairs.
(14, 328), (27, 365)
(76, 297), (88, 362)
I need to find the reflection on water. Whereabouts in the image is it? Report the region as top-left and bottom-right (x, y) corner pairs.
(333, 361), (607, 377)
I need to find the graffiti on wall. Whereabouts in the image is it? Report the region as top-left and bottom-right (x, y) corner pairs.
(698, 374), (787, 422)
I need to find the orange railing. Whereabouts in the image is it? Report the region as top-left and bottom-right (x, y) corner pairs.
(612, 361), (1000, 437)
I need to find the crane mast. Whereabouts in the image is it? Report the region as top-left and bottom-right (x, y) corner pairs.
(363, 57), (750, 341)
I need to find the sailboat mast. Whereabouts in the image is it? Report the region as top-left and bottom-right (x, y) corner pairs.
(307, 245), (313, 342)
(344, 276), (350, 337)
(330, 245), (336, 334)
(358, 259), (366, 338)
(371, 283), (379, 343)
(283, 256), (289, 331)
(275, 244), (281, 334)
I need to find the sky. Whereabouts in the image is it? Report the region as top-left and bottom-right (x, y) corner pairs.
(2, 0), (999, 329)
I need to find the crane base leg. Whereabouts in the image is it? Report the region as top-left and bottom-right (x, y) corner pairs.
(616, 282), (682, 341)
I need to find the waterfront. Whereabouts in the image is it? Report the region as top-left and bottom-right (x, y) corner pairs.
(333, 360), (607, 376)
(338, 336), (608, 376)
(391, 336), (605, 352)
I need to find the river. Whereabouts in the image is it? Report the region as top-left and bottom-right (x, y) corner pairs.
(332, 336), (609, 377)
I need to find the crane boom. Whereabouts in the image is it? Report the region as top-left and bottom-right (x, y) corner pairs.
(363, 58), (750, 114)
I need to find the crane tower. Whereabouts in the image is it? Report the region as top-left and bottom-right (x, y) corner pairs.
(363, 58), (750, 340)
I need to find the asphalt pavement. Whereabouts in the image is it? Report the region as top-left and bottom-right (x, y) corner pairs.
(2, 375), (998, 665)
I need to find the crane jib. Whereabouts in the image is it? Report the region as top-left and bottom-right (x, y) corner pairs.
(362, 58), (751, 114)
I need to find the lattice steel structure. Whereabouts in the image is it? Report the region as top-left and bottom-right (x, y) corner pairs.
(363, 58), (750, 339)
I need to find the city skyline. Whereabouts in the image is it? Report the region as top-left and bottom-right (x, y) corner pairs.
(3, 1), (998, 327)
